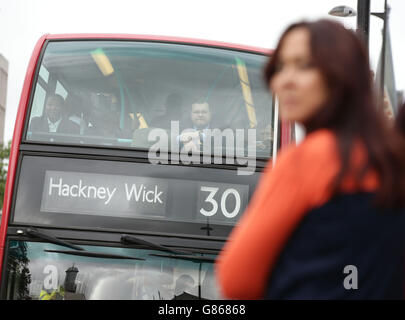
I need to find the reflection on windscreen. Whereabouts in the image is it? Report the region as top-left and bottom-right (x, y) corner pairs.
(27, 41), (274, 158)
(5, 241), (221, 300)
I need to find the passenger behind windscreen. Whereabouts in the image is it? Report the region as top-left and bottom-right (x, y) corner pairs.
(85, 93), (131, 139)
(149, 93), (183, 130)
(178, 101), (212, 153)
(29, 94), (80, 134)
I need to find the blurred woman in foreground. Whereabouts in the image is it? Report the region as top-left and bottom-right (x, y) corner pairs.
(216, 19), (405, 299)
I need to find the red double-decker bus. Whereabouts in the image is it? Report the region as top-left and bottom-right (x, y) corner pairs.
(0, 34), (294, 300)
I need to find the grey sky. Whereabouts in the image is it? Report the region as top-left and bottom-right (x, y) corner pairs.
(0, 0), (403, 143)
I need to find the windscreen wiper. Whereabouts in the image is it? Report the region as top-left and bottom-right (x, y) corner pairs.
(18, 227), (84, 251)
(121, 235), (188, 254)
(44, 249), (145, 260)
(149, 253), (216, 263)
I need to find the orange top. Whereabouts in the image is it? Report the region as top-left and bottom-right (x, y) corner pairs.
(215, 129), (379, 299)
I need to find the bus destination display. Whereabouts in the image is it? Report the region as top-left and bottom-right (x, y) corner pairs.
(40, 170), (249, 224)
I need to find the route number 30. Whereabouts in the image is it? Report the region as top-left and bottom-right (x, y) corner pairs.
(200, 186), (241, 219)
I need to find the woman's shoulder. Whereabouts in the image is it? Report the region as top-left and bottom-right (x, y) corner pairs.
(301, 128), (336, 146)
(276, 129), (338, 170)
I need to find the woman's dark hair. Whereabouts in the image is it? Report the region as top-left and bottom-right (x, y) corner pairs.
(264, 19), (405, 207)
(395, 102), (405, 137)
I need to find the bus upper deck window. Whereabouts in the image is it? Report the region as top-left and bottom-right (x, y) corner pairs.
(26, 41), (274, 159)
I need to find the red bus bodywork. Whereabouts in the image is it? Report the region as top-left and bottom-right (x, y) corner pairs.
(0, 34), (291, 281)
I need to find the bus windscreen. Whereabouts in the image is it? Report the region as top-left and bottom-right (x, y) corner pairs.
(25, 41), (274, 159)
